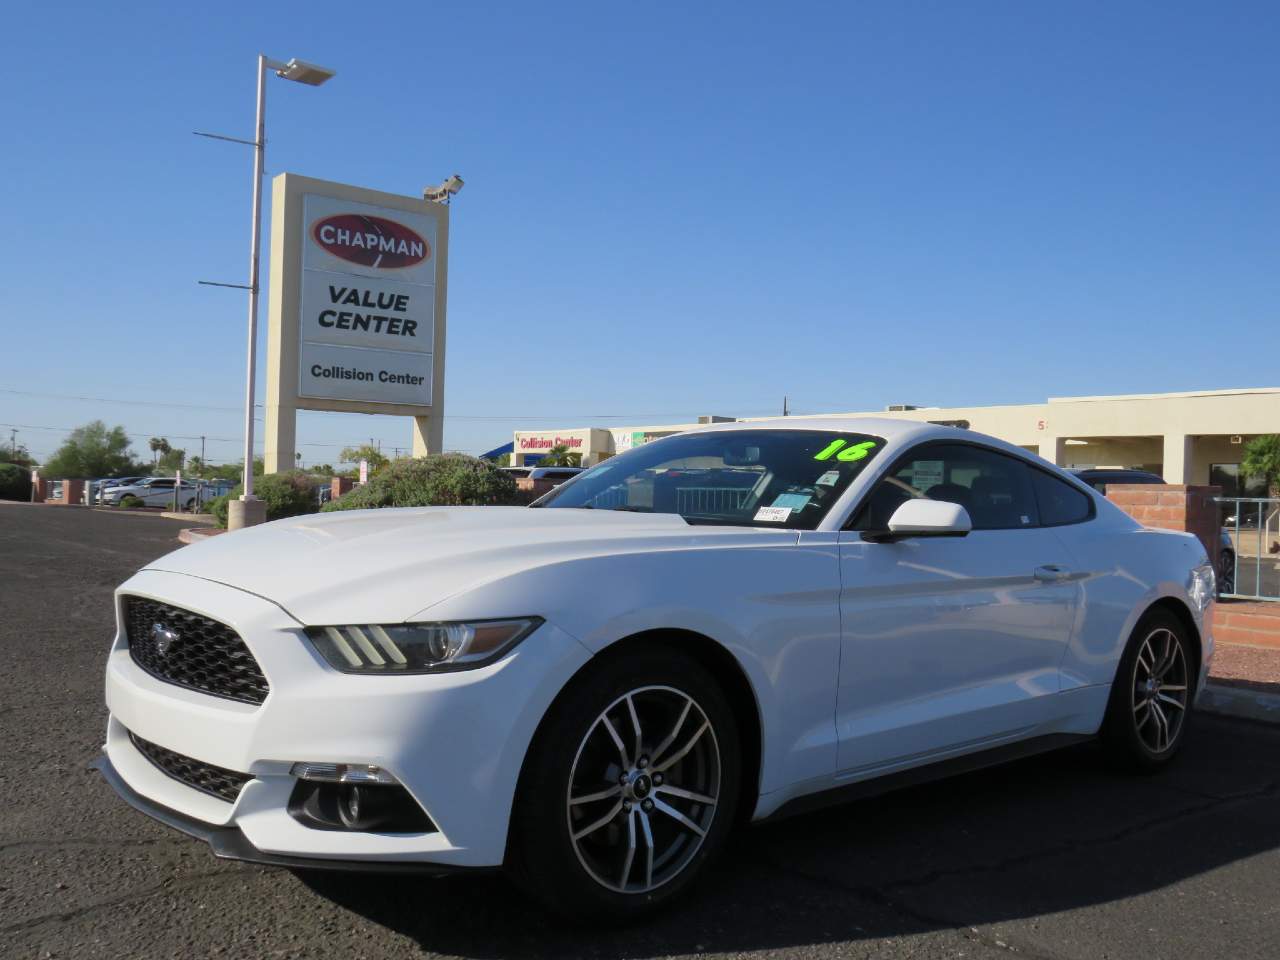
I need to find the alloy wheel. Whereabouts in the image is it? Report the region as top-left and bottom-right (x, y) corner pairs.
(565, 685), (720, 894)
(1131, 627), (1189, 753)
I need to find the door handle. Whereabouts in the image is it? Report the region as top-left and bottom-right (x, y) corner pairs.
(1033, 564), (1071, 582)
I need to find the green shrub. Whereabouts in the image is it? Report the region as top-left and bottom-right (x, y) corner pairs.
(120, 494), (145, 509)
(207, 492), (233, 527)
(209, 471), (320, 529)
(0, 462), (31, 501)
(322, 454), (519, 512)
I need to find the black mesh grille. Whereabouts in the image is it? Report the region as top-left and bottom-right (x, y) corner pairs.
(128, 730), (251, 804)
(123, 596), (269, 705)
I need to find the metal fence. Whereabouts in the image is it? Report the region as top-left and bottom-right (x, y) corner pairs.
(675, 486), (752, 514)
(1215, 496), (1280, 602)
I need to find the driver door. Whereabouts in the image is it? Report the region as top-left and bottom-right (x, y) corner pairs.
(834, 442), (1079, 777)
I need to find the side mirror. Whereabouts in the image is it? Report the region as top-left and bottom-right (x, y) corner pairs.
(862, 498), (972, 543)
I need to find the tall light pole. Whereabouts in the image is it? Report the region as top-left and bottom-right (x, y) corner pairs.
(229, 55), (335, 530)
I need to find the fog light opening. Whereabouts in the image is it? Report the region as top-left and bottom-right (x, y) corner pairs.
(287, 768), (437, 835)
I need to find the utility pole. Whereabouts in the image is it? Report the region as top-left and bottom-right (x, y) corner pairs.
(8, 428), (15, 457)
(201, 435), (206, 465)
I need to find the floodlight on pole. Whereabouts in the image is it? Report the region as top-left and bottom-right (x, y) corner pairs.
(230, 53), (335, 528)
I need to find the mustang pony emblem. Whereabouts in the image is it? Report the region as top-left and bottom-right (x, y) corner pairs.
(150, 622), (179, 657)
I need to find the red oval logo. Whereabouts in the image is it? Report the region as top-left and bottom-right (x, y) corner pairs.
(311, 214), (430, 269)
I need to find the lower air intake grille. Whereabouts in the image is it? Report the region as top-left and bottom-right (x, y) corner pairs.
(128, 730), (251, 804)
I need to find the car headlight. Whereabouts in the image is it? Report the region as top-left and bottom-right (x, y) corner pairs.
(305, 618), (543, 674)
(1188, 561), (1216, 614)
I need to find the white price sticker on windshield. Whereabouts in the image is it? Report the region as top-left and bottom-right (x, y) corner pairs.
(754, 506), (792, 523)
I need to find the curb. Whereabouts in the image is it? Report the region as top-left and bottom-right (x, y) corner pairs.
(1199, 682), (1280, 725)
(162, 511), (215, 524)
(178, 527), (226, 545)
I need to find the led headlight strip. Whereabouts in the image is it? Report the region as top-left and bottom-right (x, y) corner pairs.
(306, 618), (542, 674)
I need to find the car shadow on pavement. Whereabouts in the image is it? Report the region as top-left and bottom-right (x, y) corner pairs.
(298, 715), (1280, 959)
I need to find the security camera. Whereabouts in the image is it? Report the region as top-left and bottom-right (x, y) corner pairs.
(424, 175), (464, 203)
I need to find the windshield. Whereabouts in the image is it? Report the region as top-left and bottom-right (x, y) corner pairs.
(537, 429), (885, 529)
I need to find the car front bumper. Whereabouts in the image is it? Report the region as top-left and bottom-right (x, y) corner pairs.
(101, 569), (592, 869)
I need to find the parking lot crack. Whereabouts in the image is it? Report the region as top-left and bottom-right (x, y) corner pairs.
(0, 868), (242, 938)
(755, 854), (1075, 960)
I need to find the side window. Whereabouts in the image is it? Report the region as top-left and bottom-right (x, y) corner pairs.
(852, 443), (1040, 531)
(1031, 469), (1093, 526)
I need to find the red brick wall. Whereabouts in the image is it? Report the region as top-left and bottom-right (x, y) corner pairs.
(1213, 601), (1280, 650)
(330, 477), (355, 500)
(1106, 484), (1221, 568)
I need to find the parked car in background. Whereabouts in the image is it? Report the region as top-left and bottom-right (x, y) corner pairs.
(502, 466), (586, 485)
(1071, 469), (1235, 594)
(101, 477), (196, 510)
(96, 477), (148, 504)
(96, 420), (1215, 920)
(1070, 468), (1166, 493)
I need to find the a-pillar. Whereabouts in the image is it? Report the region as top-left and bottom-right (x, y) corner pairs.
(1162, 434), (1193, 484)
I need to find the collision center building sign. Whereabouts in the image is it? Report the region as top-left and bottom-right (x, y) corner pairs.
(298, 194), (437, 405)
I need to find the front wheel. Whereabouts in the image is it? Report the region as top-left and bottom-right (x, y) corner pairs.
(1101, 610), (1195, 771)
(508, 647), (741, 922)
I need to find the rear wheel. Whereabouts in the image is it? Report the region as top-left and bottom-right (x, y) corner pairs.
(1102, 610), (1194, 770)
(509, 647), (740, 921)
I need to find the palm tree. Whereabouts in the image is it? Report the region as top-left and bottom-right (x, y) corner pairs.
(148, 437), (170, 467)
(538, 445), (582, 467)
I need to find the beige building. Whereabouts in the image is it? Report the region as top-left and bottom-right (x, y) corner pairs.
(513, 387), (1280, 495)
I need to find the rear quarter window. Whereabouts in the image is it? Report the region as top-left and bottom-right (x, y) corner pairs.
(1032, 470), (1093, 526)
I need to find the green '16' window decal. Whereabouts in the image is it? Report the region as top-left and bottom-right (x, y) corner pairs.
(814, 439), (877, 462)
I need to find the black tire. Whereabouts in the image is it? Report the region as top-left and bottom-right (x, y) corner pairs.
(1219, 550), (1235, 595)
(508, 646), (741, 922)
(1101, 609), (1195, 771)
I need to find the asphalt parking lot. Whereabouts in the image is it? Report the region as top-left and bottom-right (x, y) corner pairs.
(3, 504), (1279, 959)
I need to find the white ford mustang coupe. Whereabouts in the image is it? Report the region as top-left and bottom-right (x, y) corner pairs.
(95, 418), (1215, 920)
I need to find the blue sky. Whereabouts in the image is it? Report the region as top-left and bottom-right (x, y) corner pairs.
(2, 1), (1277, 466)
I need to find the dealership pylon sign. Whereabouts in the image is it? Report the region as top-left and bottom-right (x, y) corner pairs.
(264, 174), (448, 472)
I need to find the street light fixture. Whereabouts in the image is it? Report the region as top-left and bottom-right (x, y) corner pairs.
(230, 54), (335, 530)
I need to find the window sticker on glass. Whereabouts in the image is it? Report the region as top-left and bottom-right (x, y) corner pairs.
(912, 460), (944, 489)
(814, 439), (877, 462)
(816, 470), (840, 487)
(770, 493), (811, 511)
(754, 506), (792, 523)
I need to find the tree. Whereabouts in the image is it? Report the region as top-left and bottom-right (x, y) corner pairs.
(538, 444), (582, 467)
(186, 456), (207, 476)
(41, 421), (139, 478)
(148, 437), (171, 466)
(0, 441), (34, 467)
(156, 447), (186, 474)
(339, 444), (390, 476)
(1242, 435), (1280, 498)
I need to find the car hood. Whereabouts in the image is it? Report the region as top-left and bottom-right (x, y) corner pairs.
(144, 506), (790, 624)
